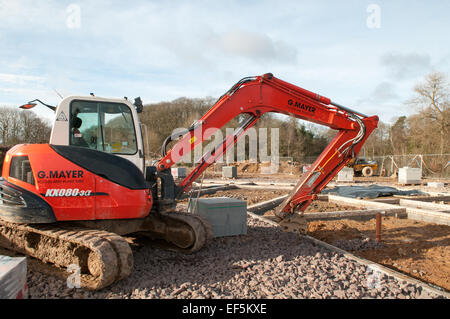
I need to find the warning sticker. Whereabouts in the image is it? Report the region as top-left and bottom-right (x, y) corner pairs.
(57, 111), (68, 121)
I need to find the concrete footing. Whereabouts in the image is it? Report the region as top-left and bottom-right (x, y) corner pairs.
(0, 256), (28, 299)
(188, 197), (247, 237)
(171, 167), (187, 178)
(327, 195), (450, 225)
(337, 167), (354, 182)
(222, 166), (237, 179)
(305, 208), (407, 221)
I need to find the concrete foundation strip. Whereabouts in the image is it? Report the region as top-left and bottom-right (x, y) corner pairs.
(327, 195), (450, 226)
(203, 179), (297, 187)
(303, 208), (406, 221)
(246, 209), (450, 299)
(246, 195), (406, 221)
(394, 195), (450, 202)
(236, 185), (295, 191)
(247, 195), (289, 214)
(180, 185), (238, 199)
(398, 198), (450, 212)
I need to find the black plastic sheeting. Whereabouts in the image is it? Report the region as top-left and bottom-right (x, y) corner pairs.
(321, 185), (426, 199)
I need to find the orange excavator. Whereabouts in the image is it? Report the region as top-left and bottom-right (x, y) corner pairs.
(0, 73), (378, 289)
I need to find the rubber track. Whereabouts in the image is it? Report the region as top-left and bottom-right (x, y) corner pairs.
(157, 211), (214, 253)
(0, 219), (132, 290)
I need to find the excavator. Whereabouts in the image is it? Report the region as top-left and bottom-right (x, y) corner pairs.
(0, 73), (378, 290)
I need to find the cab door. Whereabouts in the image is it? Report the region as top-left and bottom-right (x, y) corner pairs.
(67, 99), (144, 172)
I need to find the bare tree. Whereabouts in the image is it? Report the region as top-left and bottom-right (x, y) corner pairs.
(408, 72), (450, 154)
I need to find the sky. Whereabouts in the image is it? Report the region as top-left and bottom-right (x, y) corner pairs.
(0, 0), (449, 123)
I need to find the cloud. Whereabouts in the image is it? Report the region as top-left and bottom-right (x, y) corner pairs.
(0, 73), (46, 85)
(354, 81), (403, 122)
(380, 52), (432, 80)
(370, 81), (399, 102)
(211, 30), (297, 63)
(356, 81), (399, 105)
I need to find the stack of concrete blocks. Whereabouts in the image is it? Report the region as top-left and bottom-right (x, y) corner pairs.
(171, 167), (187, 179)
(188, 197), (247, 238)
(337, 167), (354, 182)
(222, 166), (237, 179)
(398, 167), (422, 184)
(0, 256), (28, 299)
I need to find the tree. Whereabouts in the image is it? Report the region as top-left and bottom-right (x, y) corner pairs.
(389, 116), (409, 155)
(361, 121), (391, 157)
(407, 72), (450, 154)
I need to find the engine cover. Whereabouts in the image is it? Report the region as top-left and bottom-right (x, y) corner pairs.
(0, 144), (153, 223)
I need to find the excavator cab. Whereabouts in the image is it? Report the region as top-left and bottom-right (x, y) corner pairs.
(50, 96), (146, 172)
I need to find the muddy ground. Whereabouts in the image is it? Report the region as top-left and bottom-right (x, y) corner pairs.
(308, 217), (450, 291)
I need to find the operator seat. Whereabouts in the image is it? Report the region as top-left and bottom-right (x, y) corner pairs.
(71, 116), (89, 148)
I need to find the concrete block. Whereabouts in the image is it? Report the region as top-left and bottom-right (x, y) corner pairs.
(427, 182), (445, 188)
(222, 166), (237, 179)
(171, 167), (187, 179)
(337, 167), (354, 182)
(188, 197), (247, 237)
(398, 167), (422, 184)
(0, 256), (28, 299)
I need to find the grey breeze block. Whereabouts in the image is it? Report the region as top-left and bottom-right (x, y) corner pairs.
(171, 167), (187, 178)
(188, 197), (247, 237)
(222, 166), (237, 178)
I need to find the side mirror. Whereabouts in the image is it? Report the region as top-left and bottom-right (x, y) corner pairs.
(19, 103), (37, 109)
(18, 99), (56, 112)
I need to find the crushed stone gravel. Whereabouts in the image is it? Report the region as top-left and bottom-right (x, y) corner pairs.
(332, 237), (385, 251)
(27, 215), (443, 299)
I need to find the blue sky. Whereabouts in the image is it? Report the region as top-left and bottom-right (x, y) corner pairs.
(0, 0), (449, 123)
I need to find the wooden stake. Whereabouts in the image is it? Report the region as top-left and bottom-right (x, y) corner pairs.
(376, 212), (382, 242)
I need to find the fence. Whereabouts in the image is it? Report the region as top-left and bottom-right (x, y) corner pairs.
(370, 154), (450, 179)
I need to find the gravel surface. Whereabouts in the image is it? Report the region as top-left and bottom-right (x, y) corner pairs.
(27, 215), (443, 299)
(333, 238), (385, 252)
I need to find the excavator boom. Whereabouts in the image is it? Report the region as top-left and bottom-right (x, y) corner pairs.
(157, 73), (378, 221)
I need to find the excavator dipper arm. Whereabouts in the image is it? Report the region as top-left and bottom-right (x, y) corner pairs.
(156, 73), (378, 221)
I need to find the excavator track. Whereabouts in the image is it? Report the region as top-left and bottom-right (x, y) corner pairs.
(139, 210), (214, 253)
(0, 219), (133, 290)
(0, 211), (213, 290)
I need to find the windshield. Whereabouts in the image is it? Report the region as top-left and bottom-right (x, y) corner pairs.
(69, 100), (137, 155)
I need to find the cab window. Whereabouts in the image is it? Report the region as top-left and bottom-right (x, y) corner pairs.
(69, 100), (137, 155)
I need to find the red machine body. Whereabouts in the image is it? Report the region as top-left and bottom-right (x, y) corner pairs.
(1, 144), (152, 222)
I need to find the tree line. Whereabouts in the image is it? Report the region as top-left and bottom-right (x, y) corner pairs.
(0, 71), (448, 164)
(0, 107), (52, 146)
(139, 71), (449, 162)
